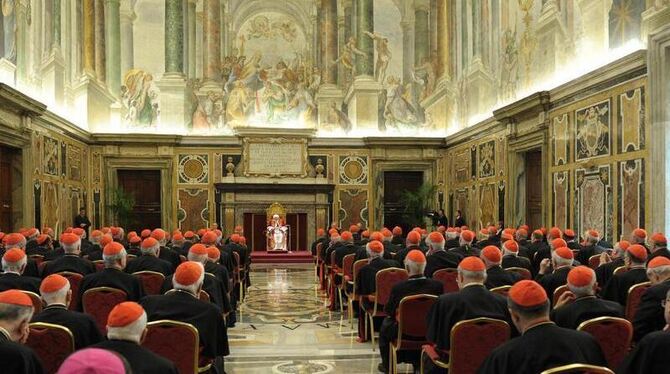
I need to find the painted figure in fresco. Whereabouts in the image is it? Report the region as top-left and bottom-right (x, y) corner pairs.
(2, 0), (17, 62)
(192, 90), (224, 131)
(121, 69), (159, 127)
(326, 102), (352, 133)
(383, 76), (418, 127)
(226, 80), (252, 127)
(500, 28), (519, 101)
(414, 55), (436, 99)
(333, 36), (367, 76)
(364, 31), (392, 83)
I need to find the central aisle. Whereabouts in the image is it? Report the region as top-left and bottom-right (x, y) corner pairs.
(226, 264), (393, 373)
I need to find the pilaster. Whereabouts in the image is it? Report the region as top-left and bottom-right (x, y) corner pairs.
(344, 76), (383, 132)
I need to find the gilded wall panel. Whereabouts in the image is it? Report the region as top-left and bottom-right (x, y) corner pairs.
(43, 136), (59, 176)
(575, 165), (612, 240)
(575, 100), (611, 161)
(178, 154), (209, 184)
(67, 145), (82, 182)
(337, 189), (369, 229)
(618, 159), (644, 240)
(478, 140), (496, 178)
(618, 87), (645, 153)
(338, 155), (369, 185)
(177, 188), (209, 231)
(552, 113), (569, 166)
(479, 184), (497, 228)
(453, 149), (470, 184)
(42, 182), (60, 232)
(553, 171), (569, 229)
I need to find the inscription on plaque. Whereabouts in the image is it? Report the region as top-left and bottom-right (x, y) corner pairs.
(247, 142), (304, 175)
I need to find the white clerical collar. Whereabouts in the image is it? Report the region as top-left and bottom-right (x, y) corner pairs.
(0, 326), (11, 340)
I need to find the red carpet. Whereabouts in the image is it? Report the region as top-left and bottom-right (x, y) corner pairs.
(250, 250), (314, 264)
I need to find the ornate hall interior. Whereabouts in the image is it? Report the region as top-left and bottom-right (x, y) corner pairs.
(1, 0), (670, 373)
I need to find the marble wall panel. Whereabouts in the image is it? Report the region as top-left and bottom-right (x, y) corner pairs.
(177, 188), (209, 231)
(552, 113), (569, 166)
(618, 87), (645, 153)
(479, 183), (497, 228)
(575, 165), (612, 240)
(619, 158), (644, 239)
(337, 189), (369, 229)
(178, 154), (209, 184)
(553, 171), (569, 229)
(575, 100), (611, 161)
(478, 140), (496, 178)
(338, 155), (368, 185)
(43, 136), (59, 176)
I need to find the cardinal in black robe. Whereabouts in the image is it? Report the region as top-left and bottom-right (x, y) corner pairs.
(31, 304), (103, 349)
(42, 254), (96, 277)
(0, 328), (44, 374)
(78, 267), (145, 310)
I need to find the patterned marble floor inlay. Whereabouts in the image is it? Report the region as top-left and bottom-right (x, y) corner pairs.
(226, 264), (414, 373)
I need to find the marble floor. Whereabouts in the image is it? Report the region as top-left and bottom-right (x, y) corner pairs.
(226, 264), (414, 374)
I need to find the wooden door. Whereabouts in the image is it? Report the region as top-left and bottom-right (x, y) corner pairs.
(117, 170), (162, 232)
(383, 171), (424, 232)
(525, 150), (543, 229)
(0, 146), (13, 231)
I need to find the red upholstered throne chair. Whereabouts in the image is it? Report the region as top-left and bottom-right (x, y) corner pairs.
(432, 268), (459, 294)
(58, 271), (84, 311)
(82, 287), (128, 333)
(577, 317), (633, 369)
(505, 267), (532, 280)
(346, 259), (368, 329)
(26, 322), (75, 374)
(625, 281), (651, 321)
(389, 294), (438, 374)
(363, 267), (408, 348)
(421, 317), (511, 374)
(142, 320), (200, 374)
(133, 271), (166, 295)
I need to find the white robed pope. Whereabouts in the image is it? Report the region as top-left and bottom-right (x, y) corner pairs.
(267, 214), (288, 251)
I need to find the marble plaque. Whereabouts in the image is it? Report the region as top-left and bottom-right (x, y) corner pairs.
(244, 140), (307, 177)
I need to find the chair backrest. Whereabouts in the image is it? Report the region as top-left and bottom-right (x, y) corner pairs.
(329, 250), (337, 269)
(539, 363), (615, 374)
(490, 285), (512, 297)
(505, 267), (531, 280)
(433, 268), (459, 293)
(58, 271), (84, 311)
(577, 317), (633, 369)
(38, 261), (49, 274)
(625, 281), (651, 321)
(316, 242), (324, 262)
(342, 254), (355, 280)
(375, 268), (409, 306)
(179, 255), (187, 263)
(133, 271), (166, 295)
(26, 322), (75, 374)
(613, 266), (628, 276)
(199, 290), (210, 303)
(351, 259), (368, 296)
(143, 320), (199, 374)
(553, 285), (570, 305)
(232, 251), (241, 270)
(588, 255), (602, 269)
(29, 254), (44, 265)
(82, 287), (128, 333)
(20, 291), (43, 314)
(93, 260), (105, 272)
(449, 318), (511, 374)
(396, 294), (438, 349)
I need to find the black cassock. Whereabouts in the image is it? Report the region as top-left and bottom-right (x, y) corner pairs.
(333, 244), (359, 268)
(126, 255), (174, 277)
(42, 255), (96, 277)
(140, 290), (229, 358)
(31, 305), (103, 349)
(426, 284), (513, 351)
(355, 257), (399, 296)
(0, 331), (44, 374)
(601, 267), (648, 305)
(0, 273), (42, 293)
(161, 273), (229, 313)
(501, 254), (532, 273)
(449, 245), (480, 258)
(424, 250), (462, 277)
(158, 246), (181, 272)
(618, 330), (670, 374)
(535, 266), (572, 304)
(393, 245), (424, 267)
(90, 339), (177, 374)
(550, 296), (623, 330)
(484, 266), (522, 289)
(633, 279), (670, 342)
(78, 268), (145, 310)
(477, 322), (607, 374)
(594, 257), (624, 290)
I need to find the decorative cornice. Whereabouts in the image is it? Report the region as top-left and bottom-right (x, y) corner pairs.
(445, 118), (507, 147)
(493, 91), (551, 123)
(0, 83), (47, 117)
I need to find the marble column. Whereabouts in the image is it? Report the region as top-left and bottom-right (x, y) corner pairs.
(164, 0), (184, 75)
(355, 0), (374, 77)
(52, 0), (61, 48)
(105, 0), (121, 96)
(41, 0), (66, 105)
(401, 20), (415, 84)
(202, 0), (221, 85)
(94, 0), (106, 82)
(320, 0), (338, 85)
(83, 0), (96, 76)
(119, 0), (136, 79)
(186, 0), (196, 78)
(430, 0), (438, 56)
(436, 0), (450, 82)
(415, 5), (430, 65)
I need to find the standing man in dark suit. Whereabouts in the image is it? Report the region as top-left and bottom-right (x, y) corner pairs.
(377, 250), (443, 373)
(551, 266), (623, 329)
(74, 208), (91, 237)
(633, 256), (670, 342)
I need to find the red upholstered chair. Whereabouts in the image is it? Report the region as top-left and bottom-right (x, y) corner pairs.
(20, 291), (43, 314)
(337, 254), (356, 314)
(389, 294), (438, 374)
(179, 255), (187, 263)
(577, 317), (633, 369)
(625, 282), (651, 321)
(38, 261), (49, 275)
(328, 251), (341, 310)
(316, 243), (326, 290)
(613, 266), (628, 276)
(232, 251), (246, 301)
(363, 268), (408, 348)
(82, 287), (128, 333)
(421, 318), (511, 374)
(539, 363), (615, 374)
(58, 271), (84, 311)
(588, 255), (602, 269)
(26, 322), (75, 374)
(133, 271), (166, 295)
(93, 260), (105, 272)
(432, 268), (459, 293)
(505, 267), (532, 280)
(345, 259), (368, 328)
(143, 320), (200, 374)
(553, 285), (570, 306)
(490, 285), (512, 297)
(199, 290), (210, 303)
